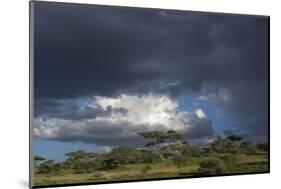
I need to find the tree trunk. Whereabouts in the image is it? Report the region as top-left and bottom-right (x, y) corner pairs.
(159, 152), (164, 161)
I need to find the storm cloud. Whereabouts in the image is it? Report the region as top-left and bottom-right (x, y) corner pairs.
(33, 1), (269, 145)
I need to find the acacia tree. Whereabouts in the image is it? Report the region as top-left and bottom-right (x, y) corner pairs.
(36, 160), (61, 174)
(63, 150), (101, 171)
(138, 130), (186, 160)
(211, 135), (244, 154)
(226, 135), (244, 142)
(65, 150), (100, 162)
(102, 145), (143, 168)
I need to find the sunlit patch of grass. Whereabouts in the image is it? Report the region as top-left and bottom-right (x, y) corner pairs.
(34, 154), (268, 187)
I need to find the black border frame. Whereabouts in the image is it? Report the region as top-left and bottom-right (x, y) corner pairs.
(29, 1), (270, 188)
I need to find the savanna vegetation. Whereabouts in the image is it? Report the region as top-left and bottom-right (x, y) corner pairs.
(34, 130), (268, 186)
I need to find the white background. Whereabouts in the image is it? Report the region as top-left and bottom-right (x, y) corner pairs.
(0, 0), (278, 188)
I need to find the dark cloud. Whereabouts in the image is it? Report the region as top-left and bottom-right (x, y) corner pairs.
(34, 2), (267, 98)
(35, 98), (128, 120)
(33, 1), (269, 141)
(183, 116), (214, 139)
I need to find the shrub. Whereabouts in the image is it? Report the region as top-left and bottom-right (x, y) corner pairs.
(219, 154), (238, 170)
(201, 147), (214, 157)
(240, 141), (257, 154)
(172, 157), (188, 168)
(36, 160), (63, 174)
(102, 145), (144, 169)
(181, 145), (201, 157)
(140, 150), (161, 163)
(256, 143), (268, 152)
(211, 138), (240, 154)
(199, 158), (226, 175)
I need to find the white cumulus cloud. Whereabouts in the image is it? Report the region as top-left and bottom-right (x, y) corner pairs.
(195, 109), (206, 119)
(34, 94), (214, 145)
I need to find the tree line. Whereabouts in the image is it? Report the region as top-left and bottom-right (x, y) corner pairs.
(34, 130), (268, 175)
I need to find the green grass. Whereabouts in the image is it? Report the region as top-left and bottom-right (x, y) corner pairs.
(34, 154), (268, 186)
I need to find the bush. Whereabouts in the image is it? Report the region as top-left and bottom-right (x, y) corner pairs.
(102, 145), (144, 169)
(172, 157), (188, 168)
(181, 145), (201, 157)
(199, 158), (226, 175)
(36, 160), (63, 174)
(140, 150), (161, 163)
(219, 154), (238, 170)
(240, 141), (257, 154)
(256, 143), (268, 152)
(211, 138), (240, 154)
(201, 147), (214, 157)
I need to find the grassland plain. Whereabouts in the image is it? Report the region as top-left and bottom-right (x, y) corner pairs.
(34, 153), (268, 186)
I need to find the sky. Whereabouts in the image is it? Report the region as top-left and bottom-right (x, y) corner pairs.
(33, 1), (269, 161)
